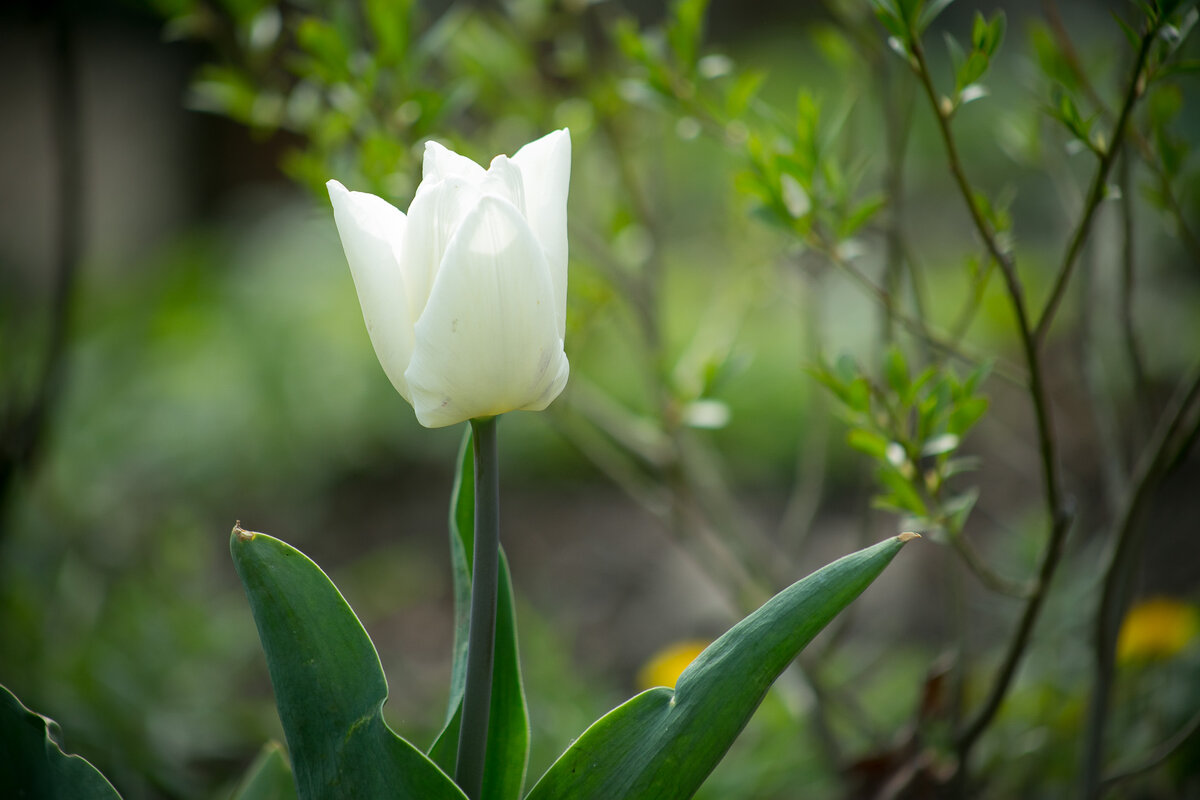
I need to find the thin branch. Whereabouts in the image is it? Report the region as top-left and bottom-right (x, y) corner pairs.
(906, 32), (1074, 765)
(1033, 28), (1155, 344)
(1041, 0), (1200, 266)
(806, 242), (1025, 386)
(1082, 363), (1200, 798)
(946, 530), (1034, 599)
(880, 56), (917, 344)
(1118, 149), (1148, 396)
(947, 248), (997, 344)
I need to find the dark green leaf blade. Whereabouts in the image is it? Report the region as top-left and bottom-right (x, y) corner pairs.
(525, 534), (917, 800)
(230, 741), (298, 800)
(230, 527), (466, 800)
(428, 428), (531, 800)
(0, 683), (122, 799)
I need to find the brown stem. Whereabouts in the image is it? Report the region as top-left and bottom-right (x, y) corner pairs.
(907, 32), (1073, 767)
(1118, 152), (1148, 396)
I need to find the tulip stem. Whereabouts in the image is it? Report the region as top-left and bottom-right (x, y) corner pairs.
(456, 415), (500, 799)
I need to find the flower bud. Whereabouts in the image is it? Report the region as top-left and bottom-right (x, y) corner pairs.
(327, 130), (571, 427)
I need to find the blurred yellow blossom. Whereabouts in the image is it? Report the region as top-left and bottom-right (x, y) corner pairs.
(1117, 597), (1199, 663)
(637, 639), (711, 691)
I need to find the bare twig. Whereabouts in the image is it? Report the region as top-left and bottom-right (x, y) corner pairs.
(906, 32), (1074, 766)
(946, 530), (1034, 599)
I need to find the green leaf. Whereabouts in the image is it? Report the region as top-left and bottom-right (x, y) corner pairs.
(0, 683), (122, 799)
(230, 528), (467, 800)
(877, 465), (928, 516)
(840, 192), (887, 238)
(230, 742), (298, 800)
(985, 12), (1006, 57)
(948, 395), (989, 436)
(971, 11), (988, 50)
(295, 17), (352, 83)
(525, 535), (916, 800)
(667, 0), (709, 69)
(725, 70), (766, 118)
(884, 346), (910, 399)
(847, 428), (891, 460)
(871, 0), (908, 41)
(427, 429), (530, 800)
(943, 487), (980, 533)
(956, 50), (990, 90)
(364, 0), (413, 65)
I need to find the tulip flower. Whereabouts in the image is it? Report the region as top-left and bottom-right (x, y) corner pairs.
(327, 129), (571, 427)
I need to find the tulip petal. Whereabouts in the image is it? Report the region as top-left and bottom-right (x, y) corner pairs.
(423, 140), (486, 185)
(482, 155), (526, 215)
(327, 179), (415, 401)
(512, 129), (571, 338)
(405, 196), (569, 428)
(398, 177), (483, 322)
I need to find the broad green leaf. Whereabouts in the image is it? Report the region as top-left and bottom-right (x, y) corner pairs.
(428, 429), (530, 800)
(230, 527), (467, 800)
(525, 534), (917, 800)
(230, 741), (298, 800)
(0, 683), (121, 799)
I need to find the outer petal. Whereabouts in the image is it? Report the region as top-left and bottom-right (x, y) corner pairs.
(327, 179), (415, 401)
(482, 155), (526, 214)
(423, 140), (486, 185)
(511, 129), (571, 338)
(397, 177), (483, 322)
(405, 196), (569, 428)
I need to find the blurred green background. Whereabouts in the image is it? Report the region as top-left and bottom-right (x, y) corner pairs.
(2, 0), (1199, 798)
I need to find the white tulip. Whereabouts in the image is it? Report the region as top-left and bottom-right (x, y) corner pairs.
(327, 129), (571, 428)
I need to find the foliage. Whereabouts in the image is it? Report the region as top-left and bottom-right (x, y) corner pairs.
(2, 0), (1200, 797)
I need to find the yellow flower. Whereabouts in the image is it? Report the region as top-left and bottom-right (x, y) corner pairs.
(1117, 597), (1199, 664)
(637, 639), (711, 691)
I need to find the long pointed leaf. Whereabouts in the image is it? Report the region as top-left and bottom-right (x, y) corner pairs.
(230, 526), (467, 800)
(428, 428), (530, 800)
(0, 683), (121, 799)
(525, 534), (917, 800)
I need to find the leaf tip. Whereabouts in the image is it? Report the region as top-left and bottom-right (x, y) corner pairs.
(232, 520), (256, 542)
(897, 531), (922, 543)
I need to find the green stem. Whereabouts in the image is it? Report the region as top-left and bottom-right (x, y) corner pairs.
(456, 416), (500, 799)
